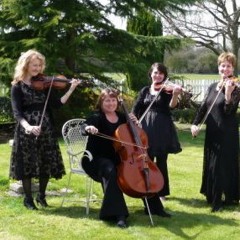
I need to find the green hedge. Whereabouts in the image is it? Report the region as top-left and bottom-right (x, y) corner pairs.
(172, 107), (240, 124)
(0, 96), (14, 123)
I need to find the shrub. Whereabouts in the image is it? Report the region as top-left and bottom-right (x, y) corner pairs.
(172, 108), (197, 124)
(0, 96), (14, 123)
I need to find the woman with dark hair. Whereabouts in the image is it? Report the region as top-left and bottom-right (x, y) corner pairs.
(132, 62), (182, 203)
(81, 87), (171, 228)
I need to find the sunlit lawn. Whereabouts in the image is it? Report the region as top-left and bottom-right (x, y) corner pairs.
(0, 123), (239, 240)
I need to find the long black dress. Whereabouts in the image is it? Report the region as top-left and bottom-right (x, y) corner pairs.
(192, 82), (240, 207)
(132, 86), (182, 196)
(10, 82), (65, 180)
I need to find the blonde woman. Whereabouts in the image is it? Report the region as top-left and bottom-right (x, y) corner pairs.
(191, 52), (240, 212)
(10, 49), (80, 210)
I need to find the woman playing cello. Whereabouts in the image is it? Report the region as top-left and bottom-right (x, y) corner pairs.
(81, 88), (171, 228)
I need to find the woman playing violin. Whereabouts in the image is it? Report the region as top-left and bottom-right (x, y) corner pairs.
(81, 88), (171, 228)
(132, 63), (182, 203)
(191, 52), (240, 212)
(10, 49), (80, 210)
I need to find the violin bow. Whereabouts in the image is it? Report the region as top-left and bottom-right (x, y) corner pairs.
(197, 81), (225, 133)
(138, 78), (170, 124)
(36, 76), (54, 139)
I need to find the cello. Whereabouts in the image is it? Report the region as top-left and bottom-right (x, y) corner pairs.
(113, 97), (164, 198)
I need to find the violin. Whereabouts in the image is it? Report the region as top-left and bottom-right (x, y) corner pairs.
(154, 79), (191, 96)
(31, 74), (91, 90)
(217, 76), (240, 90)
(113, 97), (164, 198)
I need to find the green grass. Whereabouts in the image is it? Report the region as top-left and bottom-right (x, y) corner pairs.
(0, 124), (239, 240)
(178, 74), (219, 80)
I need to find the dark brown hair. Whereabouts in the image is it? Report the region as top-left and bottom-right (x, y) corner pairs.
(148, 62), (168, 80)
(96, 88), (120, 111)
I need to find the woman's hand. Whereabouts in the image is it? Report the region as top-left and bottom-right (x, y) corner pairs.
(25, 125), (41, 136)
(172, 85), (182, 97)
(85, 125), (98, 135)
(128, 113), (141, 126)
(191, 124), (199, 137)
(69, 78), (81, 91)
(224, 79), (235, 103)
(169, 85), (182, 108)
(61, 78), (81, 104)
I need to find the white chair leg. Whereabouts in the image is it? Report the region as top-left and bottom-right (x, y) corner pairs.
(61, 172), (72, 207)
(144, 197), (154, 226)
(85, 176), (93, 215)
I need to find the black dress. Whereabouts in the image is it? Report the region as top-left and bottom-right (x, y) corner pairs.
(192, 82), (240, 206)
(132, 86), (182, 196)
(10, 82), (65, 180)
(81, 111), (129, 220)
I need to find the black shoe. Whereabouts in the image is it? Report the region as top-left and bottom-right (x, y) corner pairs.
(116, 216), (127, 228)
(144, 208), (171, 218)
(36, 194), (48, 207)
(211, 204), (223, 212)
(23, 197), (38, 210)
(156, 210), (171, 218)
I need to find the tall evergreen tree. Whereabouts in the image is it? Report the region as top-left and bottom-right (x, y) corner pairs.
(0, 0), (196, 91)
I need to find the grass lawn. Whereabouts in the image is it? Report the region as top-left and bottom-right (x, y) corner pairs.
(175, 74), (220, 80)
(0, 123), (239, 240)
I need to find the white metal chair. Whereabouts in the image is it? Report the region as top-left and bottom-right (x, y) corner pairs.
(61, 118), (95, 215)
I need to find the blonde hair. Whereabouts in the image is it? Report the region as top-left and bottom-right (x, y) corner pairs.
(217, 52), (236, 67)
(96, 88), (120, 111)
(11, 49), (46, 85)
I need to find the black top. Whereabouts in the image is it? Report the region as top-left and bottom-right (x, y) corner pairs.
(81, 111), (126, 181)
(132, 86), (182, 156)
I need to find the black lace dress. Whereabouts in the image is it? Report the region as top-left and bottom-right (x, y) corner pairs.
(132, 86), (182, 157)
(10, 82), (65, 180)
(192, 82), (240, 206)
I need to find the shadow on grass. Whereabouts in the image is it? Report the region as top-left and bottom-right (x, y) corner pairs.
(169, 196), (240, 212)
(131, 207), (239, 239)
(170, 196), (207, 209)
(18, 197), (239, 239)
(41, 203), (101, 220)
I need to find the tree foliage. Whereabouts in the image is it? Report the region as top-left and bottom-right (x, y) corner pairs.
(159, 0), (240, 75)
(165, 46), (218, 74)
(0, 0), (197, 92)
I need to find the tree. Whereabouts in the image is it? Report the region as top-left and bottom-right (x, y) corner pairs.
(0, 0), (197, 91)
(158, 0), (240, 75)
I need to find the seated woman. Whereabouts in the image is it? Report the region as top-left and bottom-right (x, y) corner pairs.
(81, 88), (171, 228)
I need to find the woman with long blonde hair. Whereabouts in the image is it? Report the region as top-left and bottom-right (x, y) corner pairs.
(10, 49), (80, 210)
